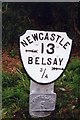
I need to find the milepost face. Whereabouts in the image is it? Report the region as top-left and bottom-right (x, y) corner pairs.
(20, 30), (72, 84)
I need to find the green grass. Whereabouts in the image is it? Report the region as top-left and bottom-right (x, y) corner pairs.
(2, 69), (30, 119)
(9, 49), (17, 58)
(2, 57), (80, 119)
(55, 57), (80, 119)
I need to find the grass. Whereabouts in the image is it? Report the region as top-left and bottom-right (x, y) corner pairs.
(55, 57), (80, 119)
(9, 49), (17, 58)
(2, 69), (30, 119)
(2, 57), (80, 119)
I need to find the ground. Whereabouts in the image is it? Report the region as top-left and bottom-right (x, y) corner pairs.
(2, 46), (80, 119)
(2, 51), (21, 73)
(2, 47), (80, 73)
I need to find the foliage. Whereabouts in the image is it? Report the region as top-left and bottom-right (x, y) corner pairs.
(55, 58), (80, 98)
(2, 57), (80, 119)
(9, 49), (17, 58)
(2, 70), (30, 119)
(2, 2), (80, 48)
(55, 57), (80, 119)
(2, 3), (39, 46)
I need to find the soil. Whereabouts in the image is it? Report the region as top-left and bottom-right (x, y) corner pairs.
(2, 50), (21, 73)
(2, 47), (80, 119)
(2, 46), (80, 73)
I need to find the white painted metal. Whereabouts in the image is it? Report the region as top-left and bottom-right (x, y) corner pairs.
(20, 30), (72, 84)
(20, 30), (72, 118)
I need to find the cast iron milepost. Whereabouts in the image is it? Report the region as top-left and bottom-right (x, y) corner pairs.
(20, 30), (72, 118)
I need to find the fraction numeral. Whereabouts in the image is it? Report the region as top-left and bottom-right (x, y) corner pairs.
(40, 68), (48, 78)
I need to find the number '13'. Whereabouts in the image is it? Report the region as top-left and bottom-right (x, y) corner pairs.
(41, 43), (55, 54)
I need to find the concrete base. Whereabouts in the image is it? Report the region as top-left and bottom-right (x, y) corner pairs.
(29, 80), (56, 118)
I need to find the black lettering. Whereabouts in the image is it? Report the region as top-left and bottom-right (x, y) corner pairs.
(26, 36), (33, 44)
(53, 58), (57, 65)
(21, 40), (28, 47)
(28, 57), (33, 64)
(47, 43), (55, 54)
(45, 74), (48, 78)
(44, 33), (49, 40)
(63, 42), (70, 49)
(50, 33), (56, 41)
(59, 38), (64, 46)
(42, 58), (46, 65)
(59, 58), (63, 65)
(32, 33), (38, 41)
(47, 58), (52, 65)
(40, 68), (43, 72)
(39, 33), (44, 40)
(35, 57), (40, 64)
(41, 43), (44, 54)
(56, 35), (61, 42)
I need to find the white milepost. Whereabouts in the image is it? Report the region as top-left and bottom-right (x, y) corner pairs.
(20, 30), (72, 118)
(29, 80), (56, 117)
